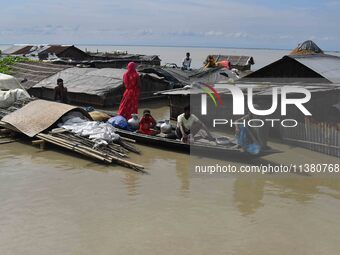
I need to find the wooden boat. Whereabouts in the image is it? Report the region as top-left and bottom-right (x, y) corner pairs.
(113, 127), (274, 157)
(91, 109), (278, 157)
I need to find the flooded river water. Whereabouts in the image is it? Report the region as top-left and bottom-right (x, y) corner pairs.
(1, 101), (339, 255)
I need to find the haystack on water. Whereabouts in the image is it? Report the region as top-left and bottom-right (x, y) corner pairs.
(290, 40), (324, 55)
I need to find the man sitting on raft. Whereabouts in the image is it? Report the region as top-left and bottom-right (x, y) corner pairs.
(176, 105), (213, 143)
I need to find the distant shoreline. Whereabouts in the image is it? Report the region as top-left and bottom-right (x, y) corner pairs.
(75, 44), (292, 52)
(0, 43), (339, 53)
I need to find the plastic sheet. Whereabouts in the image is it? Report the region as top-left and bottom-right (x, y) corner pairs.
(59, 117), (120, 146)
(0, 89), (31, 108)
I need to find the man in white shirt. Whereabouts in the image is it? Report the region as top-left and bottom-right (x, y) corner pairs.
(182, 52), (192, 70)
(176, 105), (213, 143)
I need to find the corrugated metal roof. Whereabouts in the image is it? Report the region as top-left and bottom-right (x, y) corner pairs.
(10, 62), (70, 89)
(2, 45), (86, 59)
(41, 45), (73, 55)
(89, 52), (161, 61)
(33, 67), (126, 96)
(290, 54), (340, 83)
(2, 45), (34, 55)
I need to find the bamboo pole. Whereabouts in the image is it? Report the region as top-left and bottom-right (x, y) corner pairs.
(53, 132), (129, 156)
(120, 136), (136, 143)
(36, 134), (112, 163)
(37, 133), (145, 172)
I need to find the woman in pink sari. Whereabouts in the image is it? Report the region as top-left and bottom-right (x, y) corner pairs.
(118, 62), (141, 120)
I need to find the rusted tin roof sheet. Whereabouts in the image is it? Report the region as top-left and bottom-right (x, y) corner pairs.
(2, 45), (34, 55)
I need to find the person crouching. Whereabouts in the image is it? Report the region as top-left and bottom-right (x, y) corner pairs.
(138, 109), (159, 135)
(176, 105), (213, 143)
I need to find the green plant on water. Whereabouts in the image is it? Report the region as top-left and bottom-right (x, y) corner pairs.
(0, 56), (32, 74)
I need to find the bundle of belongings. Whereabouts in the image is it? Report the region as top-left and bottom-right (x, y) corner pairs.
(58, 111), (120, 147)
(0, 73), (31, 108)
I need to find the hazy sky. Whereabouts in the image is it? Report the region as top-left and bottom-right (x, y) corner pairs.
(0, 0), (339, 50)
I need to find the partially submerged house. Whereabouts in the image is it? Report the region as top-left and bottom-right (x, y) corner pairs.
(88, 52), (161, 67)
(241, 54), (340, 83)
(29, 67), (170, 107)
(2, 45), (161, 68)
(52, 53), (162, 68)
(2, 45), (89, 61)
(38, 45), (89, 60)
(1, 45), (34, 56)
(2, 60), (181, 106)
(242, 40), (340, 84)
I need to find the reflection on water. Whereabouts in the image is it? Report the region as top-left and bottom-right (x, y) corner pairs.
(234, 179), (265, 216)
(233, 178), (340, 217)
(269, 178), (340, 202)
(176, 159), (191, 196)
(122, 172), (141, 199)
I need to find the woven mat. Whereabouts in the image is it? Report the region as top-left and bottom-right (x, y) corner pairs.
(1, 100), (90, 137)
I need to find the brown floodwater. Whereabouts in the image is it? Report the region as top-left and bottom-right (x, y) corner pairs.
(1, 101), (340, 255)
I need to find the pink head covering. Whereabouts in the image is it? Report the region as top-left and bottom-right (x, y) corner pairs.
(127, 62), (136, 72)
(123, 62), (138, 86)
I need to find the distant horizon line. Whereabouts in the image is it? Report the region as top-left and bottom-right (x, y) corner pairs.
(0, 43), (339, 53)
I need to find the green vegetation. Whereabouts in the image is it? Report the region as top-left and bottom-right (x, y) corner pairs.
(0, 56), (32, 74)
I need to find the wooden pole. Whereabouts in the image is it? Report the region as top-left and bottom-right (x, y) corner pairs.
(37, 134), (112, 163)
(36, 133), (145, 172)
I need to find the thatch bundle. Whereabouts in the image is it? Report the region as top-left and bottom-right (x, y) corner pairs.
(290, 40), (324, 55)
